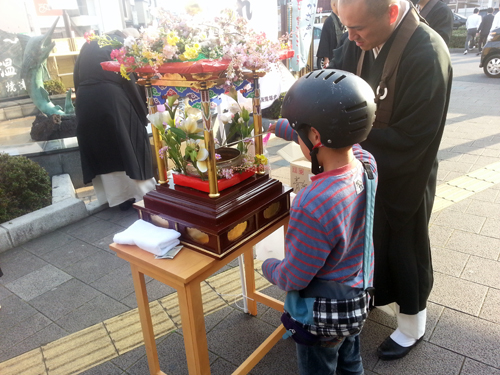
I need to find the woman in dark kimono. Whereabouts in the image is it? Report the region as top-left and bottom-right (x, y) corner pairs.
(74, 29), (155, 210)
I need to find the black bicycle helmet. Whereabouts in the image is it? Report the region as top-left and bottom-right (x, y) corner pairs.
(281, 69), (376, 174)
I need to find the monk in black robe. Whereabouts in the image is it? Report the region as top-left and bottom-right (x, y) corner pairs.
(414, 0), (453, 45)
(316, 0), (344, 68)
(335, 0), (452, 360)
(74, 30), (155, 210)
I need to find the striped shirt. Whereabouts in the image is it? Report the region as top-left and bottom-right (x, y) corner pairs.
(262, 119), (377, 291)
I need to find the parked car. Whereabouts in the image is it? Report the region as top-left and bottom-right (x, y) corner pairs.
(313, 23), (324, 69)
(453, 13), (467, 29)
(479, 27), (500, 78)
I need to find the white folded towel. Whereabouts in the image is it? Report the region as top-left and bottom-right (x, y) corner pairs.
(113, 219), (182, 257)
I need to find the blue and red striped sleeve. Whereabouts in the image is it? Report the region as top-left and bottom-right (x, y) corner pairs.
(275, 118), (299, 144)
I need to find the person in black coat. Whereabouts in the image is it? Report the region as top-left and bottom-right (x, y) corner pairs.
(74, 29), (155, 210)
(316, 0), (344, 68)
(477, 8), (495, 54)
(415, 0), (453, 45)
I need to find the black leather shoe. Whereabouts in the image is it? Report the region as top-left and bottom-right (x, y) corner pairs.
(119, 198), (136, 211)
(377, 335), (424, 360)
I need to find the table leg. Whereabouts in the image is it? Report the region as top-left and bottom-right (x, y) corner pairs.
(130, 264), (162, 375)
(243, 247), (258, 316)
(177, 281), (211, 375)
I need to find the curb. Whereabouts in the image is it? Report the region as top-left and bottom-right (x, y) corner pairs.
(0, 174), (108, 253)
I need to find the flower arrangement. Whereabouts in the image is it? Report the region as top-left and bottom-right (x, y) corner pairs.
(147, 93), (268, 180)
(219, 90), (253, 155)
(85, 8), (291, 86)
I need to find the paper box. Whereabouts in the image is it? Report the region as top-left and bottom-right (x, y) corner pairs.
(290, 158), (313, 193)
(277, 142), (313, 193)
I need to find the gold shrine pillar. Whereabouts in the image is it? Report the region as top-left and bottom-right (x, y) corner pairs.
(252, 72), (265, 174)
(200, 83), (220, 198)
(145, 78), (168, 184)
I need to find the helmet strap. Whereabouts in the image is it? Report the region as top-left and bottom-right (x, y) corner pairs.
(310, 142), (323, 175)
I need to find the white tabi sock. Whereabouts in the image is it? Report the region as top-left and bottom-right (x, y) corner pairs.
(390, 307), (427, 347)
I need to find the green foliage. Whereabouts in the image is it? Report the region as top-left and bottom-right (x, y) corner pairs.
(43, 79), (66, 95)
(450, 26), (467, 49)
(262, 92), (287, 119)
(0, 153), (52, 223)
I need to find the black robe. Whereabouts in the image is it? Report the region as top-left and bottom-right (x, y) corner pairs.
(316, 13), (342, 60)
(421, 0), (454, 45)
(74, 38), (153, 184)
(333, 14), (453, 314)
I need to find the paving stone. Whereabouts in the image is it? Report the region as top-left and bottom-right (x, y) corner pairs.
(210, 357), (239, 375)
(55, 294), (130, 333)
(251, 335), (298, 375)
(0, 312), (52, 351)
(63, 249), (128, 284)
(90, 264), (135, 301)
(206, 310), (277, 365)
(78, 360), (125, 375)
(469, 187), (500, 202)
(0, 247), (48, 284)
(431, 247), (469, 277)
(118, 278), (176, 309)
(479, 288), (500, 324)
(58, 215), (100, 234)
(445, 229), (500, 260)
(29, 278), (103, 321)
(66, 218), (125, 244)
(0, 322), (69, 364)
(430, 308), (500, 368)
(438, 160), (474, 174)
(0, 284), (12, 301)
(5, 264), (72, 301)
(0, 294), (40, 335)
(373, 340), (463, 375)
(429, 272), (488, 316)
(465, 200), (500, 220)
(38, 239), (101, 269)
(480, 218), (500, 240)
(461, 256), (500, 289)
(432, 209), (486, 234)
(359, 319), (393, 371)
(110, 343), (146, 371)
(438, 198), (471, 213)
(460, 358), (500, 375)
(20, 230), (76, 256)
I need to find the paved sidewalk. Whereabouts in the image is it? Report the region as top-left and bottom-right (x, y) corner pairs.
(0, 53), (499, 375)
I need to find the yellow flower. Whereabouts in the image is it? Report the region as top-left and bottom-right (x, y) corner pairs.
(166, 31), (179, 46)
(119, 64), (130, 80)
(142, 50), (154, 59)
(255, 154), (268, 165)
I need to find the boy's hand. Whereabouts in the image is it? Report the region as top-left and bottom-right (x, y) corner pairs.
(268, 122), (276, 134)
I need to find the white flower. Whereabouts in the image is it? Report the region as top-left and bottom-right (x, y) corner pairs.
(229, 102), (240, 114)
(180, 114), (203, 134)
(237, 117), (244, 124)
(124, 36), (136, 49)
(219, 113), (231, 123)
(195, 139), (208, 172)
(147, 111), (172, 128)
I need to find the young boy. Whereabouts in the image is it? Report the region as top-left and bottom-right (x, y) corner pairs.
(262, 70), (378, 375)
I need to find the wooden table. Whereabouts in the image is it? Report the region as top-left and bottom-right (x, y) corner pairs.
(110, 215), (288, 375)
